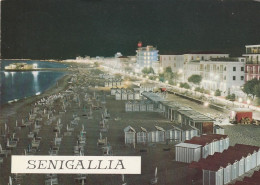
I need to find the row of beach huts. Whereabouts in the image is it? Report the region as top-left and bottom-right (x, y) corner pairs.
(111, 88), (141, 100)
(174, 133), (260, 185)
(124, 125), (199, 144)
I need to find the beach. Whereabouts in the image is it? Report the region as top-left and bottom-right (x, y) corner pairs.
(1, 62), (260, 185)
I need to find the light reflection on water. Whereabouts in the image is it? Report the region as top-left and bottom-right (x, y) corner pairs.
(0, 60), (67, 105)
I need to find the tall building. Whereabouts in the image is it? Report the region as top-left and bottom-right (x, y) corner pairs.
(136, 45), (159, 73)
(242, 45), (260, 81)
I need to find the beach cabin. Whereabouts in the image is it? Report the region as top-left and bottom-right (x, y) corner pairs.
(176, 110), (215, 134)
(127, 90), (134, 100)
(137, 127), (147, 144)
(121, 89), (128, 100)
(115, 90), (122, 100)
(115, 79), (122, 86)
(140, 101), (147, 111)
(146, 101), (154, 112)
(104, 80), (109, 87)
(175, 143), (202, 163)
(165, 126), (182, 143)
(148, 126), (165, 143)
(124, 126), (136, 144)
(134, 90), (140, 100)
(125, 101), (133, 112)
(111, 87), (117, 95)
(133, 101), (140, 112)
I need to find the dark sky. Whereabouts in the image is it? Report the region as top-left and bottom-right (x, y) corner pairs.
(2, 0), (260, 59)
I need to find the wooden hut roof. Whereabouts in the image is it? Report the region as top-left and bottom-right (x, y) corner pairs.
(124, 126), (136, 133)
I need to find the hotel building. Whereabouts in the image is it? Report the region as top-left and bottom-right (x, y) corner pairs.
(136, 45), (159, 73)
(185, 57), (246, 96)
(242, 45), (260, 81)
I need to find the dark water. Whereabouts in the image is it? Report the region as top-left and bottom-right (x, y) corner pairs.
(0, 60), (68, 105)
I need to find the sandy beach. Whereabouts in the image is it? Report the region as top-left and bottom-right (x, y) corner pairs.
(1, 62), (260, 185)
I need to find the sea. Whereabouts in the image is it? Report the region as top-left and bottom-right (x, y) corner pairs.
(0, 60), (68, 105)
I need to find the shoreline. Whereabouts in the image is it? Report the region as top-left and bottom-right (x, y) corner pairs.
(0, 73), (72, 123)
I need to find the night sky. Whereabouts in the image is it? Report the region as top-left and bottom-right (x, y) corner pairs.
(2, 0), (260, 59)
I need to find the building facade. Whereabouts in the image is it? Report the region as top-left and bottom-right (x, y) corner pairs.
(160, 52), (229, 82)
(242, 45), (260, 81)
(136, 45), (159, 73)
(185, 58), (246, 96)
(159, 55), (184, 73)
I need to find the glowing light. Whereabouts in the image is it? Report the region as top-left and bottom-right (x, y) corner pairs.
(177, 83), (180, 87)
(204, 102), (209, 107)
(4, 72), (9, 77)
(238, 98), (242, 103)
(33, 63), (38, 68)
(178, 69), (183, 73)
(247, 99), (251, 104)
(156, 78), (159, 81)
(165, 80), (169, 84)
